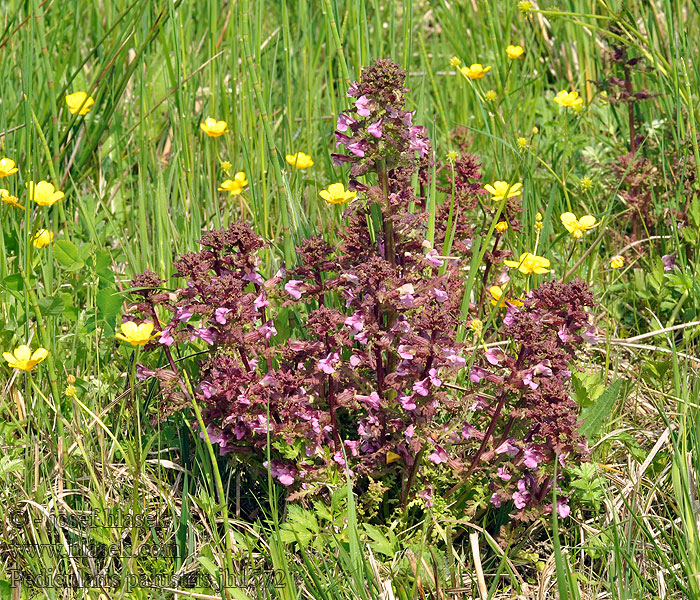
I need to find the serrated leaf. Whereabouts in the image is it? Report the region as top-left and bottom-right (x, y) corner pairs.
(579, 379), (623, 440)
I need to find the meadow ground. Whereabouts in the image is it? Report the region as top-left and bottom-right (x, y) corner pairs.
(1, 1), (700, 598)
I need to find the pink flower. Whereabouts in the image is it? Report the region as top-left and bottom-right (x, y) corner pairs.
(495, 440), (519, 456)
(159, 326), (175, 346)
(368, 119), (383, 138)
(399, 395), (416, 410)
(397, 345), (414, 360)
(512, 491), (528, 509)
(264, 460), (296, 486)
(431, 288), (448, 302)
(497, 466), (511, 481)
(409, 126), (430, 157)
(336, 113), (356, 131)
(443, 348), (466, 368)
(557, 498), (571, 518)
(355, 95), (372, 116)
(344, 313), (365, 331)
(425, 249), (444, 267)
(344, 439), (360, 456)
(470, 366), (489, 383)
(462, 423), (479, 439)
(254, 293), (269, 309)
(523, 448), (540, 469)
(347, 141), (367, 157)
(174, 307), (194, 322)
(335, 131), (352, 147)
(490, 493), (502, 507)
(259, 320), (277, 340)
(347, 81), (360, 97)
(581, 327), (599, 344)
(428, 446), (449, 464)
(417, 487), (434, 508)
(356, 391), (381, 410)
(317, 352), (340, 374)
(350, 354), (361, 367)
(405, 424), (415, 440)
(485, 348), (506, 365)
(214, 307), (231, 324)
(428, 368), (442, 387)
(285, 279), (305, 299)
(243, 272), (263, 285)
(194, 327), (216, 345)
(413, 378), (430, 396)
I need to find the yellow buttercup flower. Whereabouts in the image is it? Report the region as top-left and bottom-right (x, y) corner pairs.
(200, 117), (228, 137)
(516, 136), (528, 149)
(0, 158), (19, 178)
(32, 229), (54, 248)
(27, 181), (64, 206)
(489, 285), (523, 307)
(610, 255), (624, 269)
(504, 252), (551, 275)
(554, 90), (583, 108)
(0, 188), (23, 209)
(3, 345), (49, 371)
(115, 321), (160, 346)
(506, 45), (524, 59)
(560, 212), (597, 238)
(65, 91), (95, 115)
(218, 171), (248, 196)
(460, 64), (491, 79)
(319, 183), (357, 205)
(484, 181), (523, 202)
(285, 152), (314, 169)
(386, 451), (401, 464)
(495, 221), (509, 233)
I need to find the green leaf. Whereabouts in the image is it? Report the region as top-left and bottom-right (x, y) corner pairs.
(95, 250), (115, 282)
(197, 555), (219, 580)
(579, 379), (623, 440)
(3, 273), (26, 292)
(97, 288), (123, 319)
(36, 296), (65, 317)
(53, 240), (84, 271)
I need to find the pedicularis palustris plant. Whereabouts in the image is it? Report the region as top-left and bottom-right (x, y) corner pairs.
(125, 59), (596, 520)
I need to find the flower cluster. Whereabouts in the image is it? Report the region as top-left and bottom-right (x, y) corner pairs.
(464, 279), (596, 519)
(124, 59), (597, 519)
(332, 58), (431, 177)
